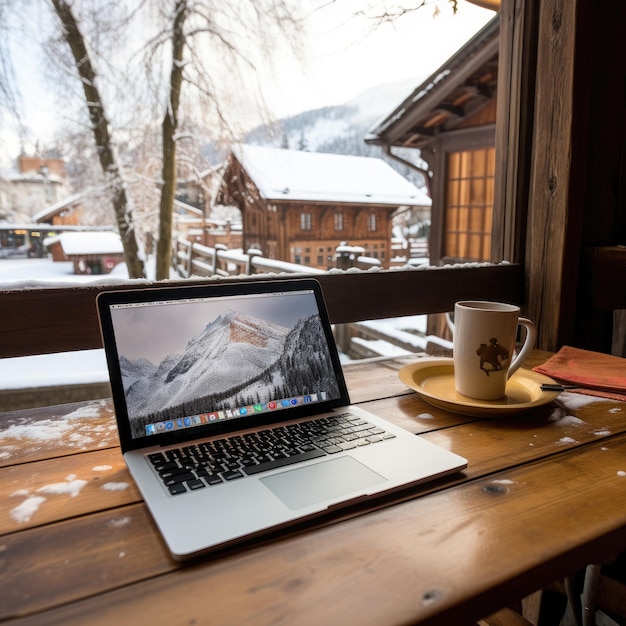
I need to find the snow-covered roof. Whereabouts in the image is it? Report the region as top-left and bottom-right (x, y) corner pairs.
(32, 191), (88, 223)
(233, 145), (431, 207)
(174, 199), (203, 216)
(45, 231), (123, 255)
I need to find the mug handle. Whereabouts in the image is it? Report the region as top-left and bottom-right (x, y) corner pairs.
(445, 311), (455, 334)
(508, 317), (536, 378)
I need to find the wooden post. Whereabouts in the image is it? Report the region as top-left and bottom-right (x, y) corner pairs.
(186, 241), (194, 278)
(213, 243), (227, 275)
(246, 248), (262, 275)
(525, 0), (584, 351)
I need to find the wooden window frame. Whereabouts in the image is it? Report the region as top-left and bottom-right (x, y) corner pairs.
(300, 212), (312, 231)
(367, 213), (377, 232)
(428, 125), (496, 264)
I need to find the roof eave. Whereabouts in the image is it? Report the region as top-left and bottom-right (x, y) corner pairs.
(366, 13), (500, 147)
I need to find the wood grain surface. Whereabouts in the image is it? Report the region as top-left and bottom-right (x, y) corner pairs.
(1, 352), (625, 625)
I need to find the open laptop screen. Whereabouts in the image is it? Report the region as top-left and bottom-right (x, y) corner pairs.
(98, 281), (348, 447)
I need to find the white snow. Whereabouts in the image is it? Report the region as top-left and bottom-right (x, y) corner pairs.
(0, 257), (132, 288)
(44, 231), (124, 255)
(9, 474), (89, 524)
(101, 482), (130, 491)
(550, 414), (586, 427)
(0, 402), (111, 455)
(592, 428), (611, 436)
(557, 391), (611, 410)
(558, 437), (577, 445)
(234, 145), (432, 207)
(37, 476), (88, 497)
(10, 495), (46, 523)
(0, 348), (108, 389)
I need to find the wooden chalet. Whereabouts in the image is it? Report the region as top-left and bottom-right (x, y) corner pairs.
(31, 191), (87, 226)
(45, 231), (124, 274)
(216, 145), (430, 270)
(366, 14), (499, 265)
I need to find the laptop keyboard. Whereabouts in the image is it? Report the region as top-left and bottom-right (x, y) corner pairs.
(146, 412), (396, 495)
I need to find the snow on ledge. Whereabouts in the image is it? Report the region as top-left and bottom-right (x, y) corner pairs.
(0, 259), (512, 292)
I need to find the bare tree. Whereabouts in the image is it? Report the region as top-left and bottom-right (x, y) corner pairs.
(49, 0), (146, 278)
(143, 0), (308, 279)
(1, 0), (316, 279)
(156, 0), (187, 280)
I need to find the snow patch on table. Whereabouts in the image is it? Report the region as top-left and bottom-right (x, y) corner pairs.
(101, 482), (129, 491)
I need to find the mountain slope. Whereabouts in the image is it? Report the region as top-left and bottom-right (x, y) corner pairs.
(120, 310), (341, 436)
(121, 310), (290, 421)
(241, 76), (430, 188)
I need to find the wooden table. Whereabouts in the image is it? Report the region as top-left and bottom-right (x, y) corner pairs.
(2, 350), (626, 625)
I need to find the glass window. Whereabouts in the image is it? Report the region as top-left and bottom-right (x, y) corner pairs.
(444, 147), (495, 261)
(300, 213), (312, 231)
(334, 212), (344, 231)
(367, 214), (376, 231)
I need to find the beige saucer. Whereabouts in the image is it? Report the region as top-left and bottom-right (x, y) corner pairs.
(398, 358), (560, 417)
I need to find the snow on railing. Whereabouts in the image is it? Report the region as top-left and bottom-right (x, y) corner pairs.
(174, 237), (381, 278)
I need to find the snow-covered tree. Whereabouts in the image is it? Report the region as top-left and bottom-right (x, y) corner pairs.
(0, 0), (309, 279)
(49, 0), (146, 278)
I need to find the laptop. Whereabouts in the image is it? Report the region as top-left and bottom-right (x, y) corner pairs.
(97, 278), (467, 559)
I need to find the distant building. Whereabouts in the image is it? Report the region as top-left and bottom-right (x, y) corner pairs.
(366, 15), (499, 265)
(0, 155), (70, 223)
(216, 145), (431, 270)
(45, 231), (124, 274)
(31, 191), (88, 226)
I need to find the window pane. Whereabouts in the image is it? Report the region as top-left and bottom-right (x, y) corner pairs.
(300, 213), (312, 231)
(444, 147), (494, 261)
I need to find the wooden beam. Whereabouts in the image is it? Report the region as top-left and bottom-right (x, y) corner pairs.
(0, 264), (523, 359)
(492, 0), (539, 263)
(526, 0), (585, 351)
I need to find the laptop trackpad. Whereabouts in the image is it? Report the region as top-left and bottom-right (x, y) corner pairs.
(260, 456), (386, 511)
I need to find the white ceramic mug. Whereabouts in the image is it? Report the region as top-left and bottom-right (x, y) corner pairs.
(451, 301), (536, 400)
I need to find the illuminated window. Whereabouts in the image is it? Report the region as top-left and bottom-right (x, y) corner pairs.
(444, 147), (495, 262)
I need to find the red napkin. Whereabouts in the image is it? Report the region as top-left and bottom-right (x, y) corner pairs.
(533, 345), (626, 402)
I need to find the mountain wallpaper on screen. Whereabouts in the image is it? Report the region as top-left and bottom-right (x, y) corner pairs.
(120, 309), (341, 436)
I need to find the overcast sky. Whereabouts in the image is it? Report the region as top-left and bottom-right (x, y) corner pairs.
(261, 0), (495, 118)
(0, 0), (494, 165)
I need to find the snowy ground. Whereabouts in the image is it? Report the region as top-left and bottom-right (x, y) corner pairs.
(0, 257), (133, 289)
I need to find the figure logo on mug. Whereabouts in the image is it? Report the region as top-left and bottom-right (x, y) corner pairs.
(476, 338), (510, 376)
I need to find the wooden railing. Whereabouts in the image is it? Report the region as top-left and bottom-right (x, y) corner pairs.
(0, 262), (523, 360)
(173, 238), (382, 278)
